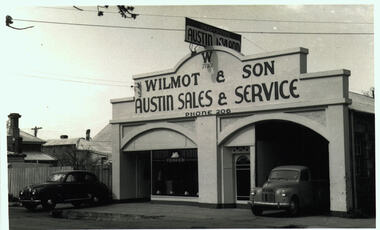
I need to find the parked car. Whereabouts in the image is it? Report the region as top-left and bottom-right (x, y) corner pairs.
(19, 170), (111, 211)
(248, 165), (314, 216)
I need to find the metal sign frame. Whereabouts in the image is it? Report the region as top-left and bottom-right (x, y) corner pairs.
(185, 17), (242, 52)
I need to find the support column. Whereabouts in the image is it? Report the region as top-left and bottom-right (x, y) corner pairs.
(250, 125), (256, 189)
(221, 147), (234, 205)
(326, 105), (353, 213)
(196, 116), (219, 205)
(111, 124), (121, 199)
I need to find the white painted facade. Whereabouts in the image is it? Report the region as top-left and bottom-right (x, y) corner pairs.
(110, 47), (374, 215)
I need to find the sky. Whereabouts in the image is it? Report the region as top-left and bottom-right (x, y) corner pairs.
(1, 3), (374, 140)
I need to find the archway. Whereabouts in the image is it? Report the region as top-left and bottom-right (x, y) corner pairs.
(255, 120), (330, 211)
(121, 127), (198, 200)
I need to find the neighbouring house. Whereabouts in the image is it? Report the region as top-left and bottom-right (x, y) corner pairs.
(7, 113), (57, 168)
(21, 130), (57, 166)
(43, 126), (112, 169)
(78, 124), (112, 165)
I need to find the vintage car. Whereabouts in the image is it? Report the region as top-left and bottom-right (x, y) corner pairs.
(19, 170), (110, 211)
(248, 165), (313, 216)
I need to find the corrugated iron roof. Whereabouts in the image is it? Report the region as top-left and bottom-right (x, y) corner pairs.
(24, 151), (57, 161)
(42, 124), (112, 156)
(77, 124), (112, 156)
(43, 138), (84, 147)
(77, 139), (111, 156)
(93, 124), (112, 142)
(20, 130), (46, 144)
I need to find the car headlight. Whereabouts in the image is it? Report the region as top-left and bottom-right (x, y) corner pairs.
(31, 189), (37, 195)
(19, 191), (24, 196)
(279, 189), (287, 197)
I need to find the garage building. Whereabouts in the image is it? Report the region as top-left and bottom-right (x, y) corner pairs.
(110, 47), (374, 216)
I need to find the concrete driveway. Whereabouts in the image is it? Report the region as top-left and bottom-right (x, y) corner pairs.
(49, 202), (375, 228)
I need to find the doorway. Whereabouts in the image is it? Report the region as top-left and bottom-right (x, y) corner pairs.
(136, 151), (151, 199)
(235, 154), (250, 201)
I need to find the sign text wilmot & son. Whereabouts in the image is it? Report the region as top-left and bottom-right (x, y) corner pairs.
(135, 58), (300, 117)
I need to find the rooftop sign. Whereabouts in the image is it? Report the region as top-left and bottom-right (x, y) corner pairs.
(185, 17), (242, 52)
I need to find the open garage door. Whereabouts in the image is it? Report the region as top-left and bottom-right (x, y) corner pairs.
(255, 120), (330, 212)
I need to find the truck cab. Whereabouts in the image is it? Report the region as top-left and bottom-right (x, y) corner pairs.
(248, 165), (313, 216)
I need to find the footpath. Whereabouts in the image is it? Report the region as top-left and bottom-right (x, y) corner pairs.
(49, 202), (376, 228)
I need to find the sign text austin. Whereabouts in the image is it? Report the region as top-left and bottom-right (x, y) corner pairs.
(185, 17), (242, 52)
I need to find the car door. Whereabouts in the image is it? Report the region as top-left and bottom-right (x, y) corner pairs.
(83, 172), (99, 197)
(63, 172), (86, 200)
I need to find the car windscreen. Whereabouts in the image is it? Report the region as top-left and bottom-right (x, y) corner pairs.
(47, 173), (66, 182)
(269, 170), (299, 181)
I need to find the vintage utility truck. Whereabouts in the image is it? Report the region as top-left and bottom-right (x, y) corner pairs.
(248, 165), (314, 216)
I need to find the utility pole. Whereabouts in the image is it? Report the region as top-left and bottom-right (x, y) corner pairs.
(31, 126), (42, 137)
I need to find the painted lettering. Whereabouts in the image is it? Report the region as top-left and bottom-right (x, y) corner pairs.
(144, 72), (200, 92)
(234, 79), (300, 104)
(135, 95), (174, 114)
(241, 60), (276, 78)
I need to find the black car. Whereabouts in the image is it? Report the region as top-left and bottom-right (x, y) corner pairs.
(19, 170), (111, 211)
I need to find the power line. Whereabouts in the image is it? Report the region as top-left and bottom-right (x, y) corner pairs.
(12, 18), (373, 35)
(15, 72), (130, 87)
(242, 36), (266, 52)
(30, 70), (130, 84)
(40, 6), (373, 25)
(13, 18), (183, 32)
(236, 31), (373, 35)
(144, 13), (374, 25)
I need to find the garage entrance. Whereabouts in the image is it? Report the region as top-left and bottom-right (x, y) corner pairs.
(255, 120), (330, 211)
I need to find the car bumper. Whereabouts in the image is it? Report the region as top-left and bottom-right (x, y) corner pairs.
(248, 200), (290, 208)
(19, 199), (41, 204)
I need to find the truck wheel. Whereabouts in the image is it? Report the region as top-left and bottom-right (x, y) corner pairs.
(287, 197), (299, 216)
(42, 197), (56, 211)
(251, 206), (263, 216)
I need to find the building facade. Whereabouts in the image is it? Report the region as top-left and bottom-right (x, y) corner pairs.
(110, 47), (374, 216)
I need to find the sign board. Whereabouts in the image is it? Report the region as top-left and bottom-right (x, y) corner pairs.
(185, 17), (242, 52)
(133, 48), (306, 118)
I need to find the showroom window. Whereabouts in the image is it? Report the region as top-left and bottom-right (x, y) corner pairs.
(152, 149), (198, 197)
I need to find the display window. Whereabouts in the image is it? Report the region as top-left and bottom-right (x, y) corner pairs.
(152, 149), (198, 197)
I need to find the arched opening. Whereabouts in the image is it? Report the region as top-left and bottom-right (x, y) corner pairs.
(121, 128), (198, 200)
(255, 120), (330, 211)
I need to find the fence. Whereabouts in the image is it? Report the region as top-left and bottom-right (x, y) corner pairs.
(8, 166), (72, 197)
(88, 165), (112, 192)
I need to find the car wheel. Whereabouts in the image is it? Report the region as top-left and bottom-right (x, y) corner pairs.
(42, 197), (56, 211)
(251, 206), (263, 216)
(89, 193), (101, 206)
(287, 197), (300, 216)
(23, 203), (37, 211)
(71, 201), (82, 208)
